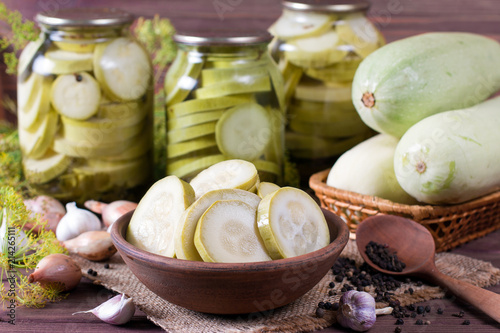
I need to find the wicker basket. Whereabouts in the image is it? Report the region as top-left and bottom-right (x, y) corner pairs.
(309, 169), (500, 252)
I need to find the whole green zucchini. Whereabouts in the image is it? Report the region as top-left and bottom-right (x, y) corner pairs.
(352, 32), (500, 138)
(394, 96), (500, 204)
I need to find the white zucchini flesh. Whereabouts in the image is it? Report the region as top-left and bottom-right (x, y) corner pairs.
(189, 159), (259, 199)
(126, 176), (195, 258)
(327, 134), (418, 204)
(256, 187), (330, 259)
(394, 96), (500, 204)
(174, 189), (261, 261)
(194, 200), (271, 263)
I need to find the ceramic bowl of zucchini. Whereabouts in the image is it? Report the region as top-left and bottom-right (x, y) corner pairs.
(110, 159), (349, 314)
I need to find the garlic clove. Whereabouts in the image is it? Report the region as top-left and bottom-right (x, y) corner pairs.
(336, 290), (377, 332)
(63, 230), (117, 261)
(73, 293), (136, 325)
(28, 253), (82, 291)
(56, 202), (102, 241)
(24, 195), (66, 233)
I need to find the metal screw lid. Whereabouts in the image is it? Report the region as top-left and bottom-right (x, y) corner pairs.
(35, 8), (134, 28)
(173, 30), (273, 46)
(282, 0), (371, 13)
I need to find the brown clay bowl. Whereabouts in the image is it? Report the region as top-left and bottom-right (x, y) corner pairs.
(110, 208), (349, 314)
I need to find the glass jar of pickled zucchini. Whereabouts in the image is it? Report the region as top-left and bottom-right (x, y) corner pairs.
(17, 8), (154, 203)
(269, 0), (384, 180)
(165, 31), (285, 184)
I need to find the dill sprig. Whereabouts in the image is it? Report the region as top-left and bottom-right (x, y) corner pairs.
(0, 186), (66, 307)
(0, 2), (40, 74)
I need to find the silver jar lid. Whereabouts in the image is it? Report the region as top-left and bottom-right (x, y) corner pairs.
(173, 30), (273, 46)
(35, 8), (134, 28)
(283, 0), (371, 13)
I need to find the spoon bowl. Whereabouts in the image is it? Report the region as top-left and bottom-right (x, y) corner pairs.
(356, 215), (500, 323)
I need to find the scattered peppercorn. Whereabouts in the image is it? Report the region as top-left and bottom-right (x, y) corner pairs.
(395, 318), (404, 325)
(416, 306), (425, 314)
(328, 282), (335, 288)
(410, 312), (417, 318)
(92, 270), (98, 276)
(462, 320), (470, 325)
(328, 290), (336, 296)
(394, 327), (402, 333)
(318, 301), (325, 309)
(452, 311), (465, 318)
(408, 288), (414, 295)
(437, 308), (444, 315)
(332, 302), (340, 311)
(415, 319), (424, 325)
(315, 307), (325, 318)
(324, 302), (332, 310)
(75, 74), (83, 82)
(87, 268), (93, 275)
(104, 263), (110, 269)
(425, 305), (431, 313)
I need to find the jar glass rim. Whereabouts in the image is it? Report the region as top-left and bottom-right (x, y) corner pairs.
(35, 8), (134, 28)
(282, 0), (371, 13)
(173, 30), (273, 46)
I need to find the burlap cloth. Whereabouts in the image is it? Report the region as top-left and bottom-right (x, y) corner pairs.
(71, 240), (500, 332)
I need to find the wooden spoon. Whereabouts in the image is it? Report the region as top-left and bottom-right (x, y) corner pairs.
(355, 215), (500, 323)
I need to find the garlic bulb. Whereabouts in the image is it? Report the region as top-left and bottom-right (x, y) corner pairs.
(85, 200), (137, 228)
(73, 293), (135, 325)
(28, 253), (82, 291)
(56, 202), (102, 241)
(63, 230), (117, 261)
(24, 195), (66, 233)
(337, 290), (377, 332)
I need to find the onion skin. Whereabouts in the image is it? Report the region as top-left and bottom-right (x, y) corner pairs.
(85, 200), (137, 227)
(63, 231), (117, 261)
(28, 253), (82, 291)
(23, 196), (66, 233)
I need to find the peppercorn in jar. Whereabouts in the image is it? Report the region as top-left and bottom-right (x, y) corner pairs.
(269, 0), (384, 181)
(17, 8), (154, 203)
(164, 31), (285, 184)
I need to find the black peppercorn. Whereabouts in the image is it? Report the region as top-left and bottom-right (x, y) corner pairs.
(332, 302), (340, 311)
(104, 263), (110, 269)
(87, 268), (93, 275)
(425, 305), (431, 313)
(415, 319), (424, 325)
(315, 307), (325, 318)
(437, 308), (444, 315)
(318, 301), (325, 309)
(328, 282), (335, 288)
(462, 320), (470, 325)
(75, 74), (83, 82)
(395, 318), (404, 325)
(394, 327), (402, 333)
(416, 305), (425, 314)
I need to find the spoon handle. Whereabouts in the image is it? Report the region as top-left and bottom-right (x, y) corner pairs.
(430, 269), (500, 323)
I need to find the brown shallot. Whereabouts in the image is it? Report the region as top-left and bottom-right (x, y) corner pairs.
(63, 230), (117, 261)
(28, 253), (82, 291)
(23, 195), (66, 233)
(85, 200), (137, 228)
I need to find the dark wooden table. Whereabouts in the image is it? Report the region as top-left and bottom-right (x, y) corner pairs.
(2, 0), (500, 332)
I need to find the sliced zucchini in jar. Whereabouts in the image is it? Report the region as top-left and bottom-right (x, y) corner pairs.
(294, 81), (351, 102)
(167, 110), (223, 130)
(167, 122), (216, 144)
(336, 13), (381, 58)
(269, 10), (333, 41)
(168, 95), (254, 118)
(33, 48), (94, 75)
(94, 37), (152, 101)
(17, 73), (52, 130)
(23, 150), (72, 184)
(194, 200), (271, 263)
(285, 30), (348, 68)
(50, 72), (101, 120)
(53, 40), (96, 53)
(167, 136), (217, 158)
(200, 64), (268, 87)
(256, 187), (330, 259)
(167, 154), (226, 179)
(304, 56), (362, 83)
(165, 50), (204, 106)
(19, 109), (59, 159)
(194, 76), (271, 99)
(215, 102), (272, 161)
